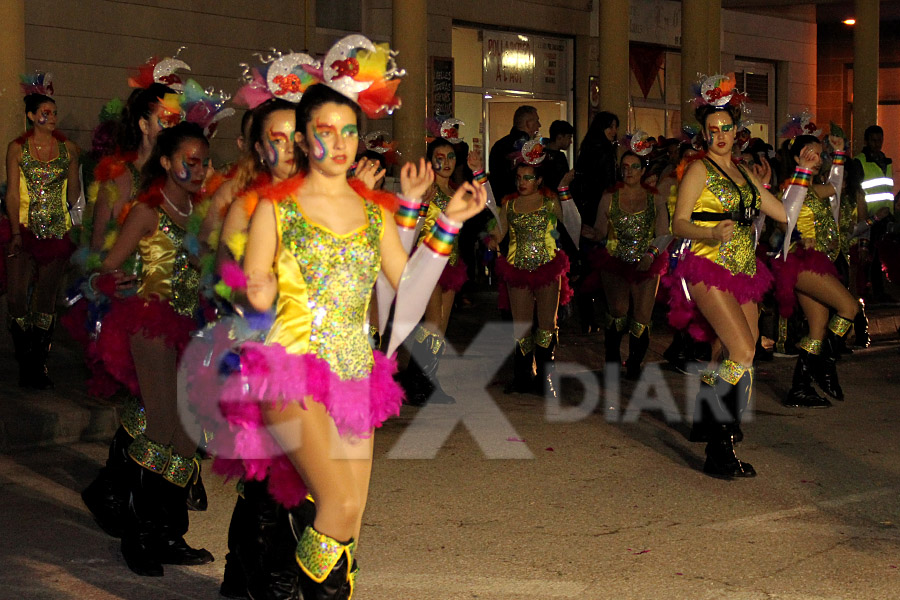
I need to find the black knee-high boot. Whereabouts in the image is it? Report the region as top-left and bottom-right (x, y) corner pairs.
(689, 370), (746, 443)
(533, 328), (558, 398)
(296, 526), (354, 600)
(220, 487), (250, 599)
(82, 426), (133, 538)
(818, 315), (852, 401)
(505, 335), (535, 394)
(29, 312), (55, 389)
(784, 339), (831, 408)
(624, 321), (650, 380)
(603, 315), (628, 366)
(7, 315), (31, 386)
(703, 361), (756, 479)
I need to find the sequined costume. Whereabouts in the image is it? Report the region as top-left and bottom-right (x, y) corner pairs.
(187, 175), (404, 508)
(771, 186), (841, 317)
(582, 188), (668, 289)
(495, 192), (573, 310)
(95, 194), (202, 395)
(668, 159), (772, 341)
(16, 136), (77, 264)
(419, 185), (468, 292)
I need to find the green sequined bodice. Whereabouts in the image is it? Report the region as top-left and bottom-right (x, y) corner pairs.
(608, 191), (655, 264)
(507, 196), (557, 271)
(20, 139), (70, 239)
(159, 212), (201, 317)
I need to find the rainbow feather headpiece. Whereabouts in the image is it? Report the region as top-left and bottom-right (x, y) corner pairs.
(128, 47), (191, 91)
(425, 117), (465, 144)
(20, 71), (54, 97)
(312, 35), (405, 119)
(161, 79), (234, 138)
(512, 137), (546, 166)
(780, 110), (822, 140)
(690, 73), (747, 109)
(628, 129), (654, 156)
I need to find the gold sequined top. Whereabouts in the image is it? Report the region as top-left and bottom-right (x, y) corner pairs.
(795, 187), (840, 262)
(268, 194), (383, 381)
(137, 210), (201, 317)
(418, 185), (459, 265)
(689, 160), (758, 276)
(18, 139), (71, 239)
(507, 195), (558, 271)
(606, 190), (656, 264)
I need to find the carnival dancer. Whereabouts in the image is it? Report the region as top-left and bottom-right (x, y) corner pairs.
(4, 72), (81, 389)
(582, 141), (670, 380)
(669, 74), (786, 479)
(185, 35), (486, 599)
(773, 117), (860, 408)
(88, 122), (215, 576)
(489, 147), (575, 396)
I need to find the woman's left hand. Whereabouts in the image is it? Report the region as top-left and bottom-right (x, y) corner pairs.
(444, 182), (487, 223)
(400, 158), (434, 200)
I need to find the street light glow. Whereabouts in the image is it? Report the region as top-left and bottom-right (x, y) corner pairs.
(843, 18), (856, 25)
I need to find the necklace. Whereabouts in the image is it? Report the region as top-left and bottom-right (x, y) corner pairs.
(161, 188), (193, 218)
(32, 138), (54, 162)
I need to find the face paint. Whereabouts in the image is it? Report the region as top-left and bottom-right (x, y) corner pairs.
(311, 130), (328, 160)
(37, 110), (51, 125)
(516, 174), (537, 182)
(266, 128), (291, 167)
(312, 118), (358, 162)
(175, 157), (192, 183)
(340, 124), (358, 137)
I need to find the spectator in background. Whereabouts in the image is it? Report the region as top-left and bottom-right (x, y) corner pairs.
(542, 119), (574, 191)
(489, 105), (541, 201)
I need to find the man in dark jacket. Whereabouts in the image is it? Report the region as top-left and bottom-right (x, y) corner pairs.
(542, 120), (574, 191)
(489, 105), (541, 201)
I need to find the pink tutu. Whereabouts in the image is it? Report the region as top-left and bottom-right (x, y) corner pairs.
(182, 320), (404, 508)
(667, 251), (773, 342)
(580, 247), (668, 293)
(771, 246), (840, 318)
(94, 295), (197, 395)
(496, 251), (573, 310)
(438, 260), (468, 293)
(19, 227), (76, 265)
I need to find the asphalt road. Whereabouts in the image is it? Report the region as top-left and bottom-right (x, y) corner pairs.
(1, 326), (898, 599)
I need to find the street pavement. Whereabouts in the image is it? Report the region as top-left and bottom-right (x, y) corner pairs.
(1, 293), (899, 599)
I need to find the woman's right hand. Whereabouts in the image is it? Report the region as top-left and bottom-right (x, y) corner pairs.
(400, 158), (434, 200)
(444, 182), (487, 223)
(7, 234), (22, 258)
(712, 219), (735, 243)
(797, 145), (819, 170)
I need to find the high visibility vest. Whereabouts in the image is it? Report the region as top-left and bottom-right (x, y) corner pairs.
(855, 152), (894, 215)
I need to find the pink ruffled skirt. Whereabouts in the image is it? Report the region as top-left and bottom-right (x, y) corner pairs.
(438, 260), (468, 293)
(183, 321), (404, 508)
(496, 251), (573, 311)
(770, 246), (840, 318)
(20, 226), (76, 265)
(667, 251), (772, 342)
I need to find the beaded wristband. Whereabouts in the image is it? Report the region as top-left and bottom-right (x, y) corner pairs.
(472, 169), (487, 185)
(832, 150), (848, 166)
(422, 213), (461, 257)
(557, 186), (572, 202)
(394, 195), (422, 230)
(645, 246), (660, 259)
(788, 167), (814, 187)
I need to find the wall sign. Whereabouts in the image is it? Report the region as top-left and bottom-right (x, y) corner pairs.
(431, 56), (454, 118)
(483, 31), (568, 96)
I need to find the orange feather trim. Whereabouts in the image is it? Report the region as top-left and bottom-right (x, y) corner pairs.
(243, 172), (401, 218)
(94, 151), (138, 182)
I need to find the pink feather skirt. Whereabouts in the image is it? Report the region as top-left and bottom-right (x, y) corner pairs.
(496, 250), (573, 311)
(770, 246), (840, 318)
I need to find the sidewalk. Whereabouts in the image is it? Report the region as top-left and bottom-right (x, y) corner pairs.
(1, 290), (898, 452)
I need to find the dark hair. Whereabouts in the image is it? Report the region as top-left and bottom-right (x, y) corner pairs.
(139, 122), (208, 193)
(248, 99), (297, 166)
(620, 150), (646, 170)
(24, 94), (55, 123)
(426, 137), (455, 163)
(118, 83), (176, 153)
(549, 120), (574, 140)
(864, 125), (883, 142)
(513, 105), (538, 128)
(295, 84), (360, 147)
(788, 135), (822, 161)
(240, 109), (254, 139)
(515, 161), (544, 181)
(582, 111), (619, 147)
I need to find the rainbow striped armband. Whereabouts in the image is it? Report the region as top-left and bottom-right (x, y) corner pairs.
(395, 195), (422, 230)
(472, 169), (487, 185)
(789, 167), (814, 187)
(557, 186), (572, 202)
(831, 150), (848, 166)
(422, 213), (462, 257)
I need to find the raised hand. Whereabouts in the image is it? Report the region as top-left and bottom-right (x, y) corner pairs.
(354, 158), (386, 190)
(444, 181), (487, 223)
(751, 158), (771, 186)
(797, 145), (819, 170)
(400, 158), (435, 200)
(467, 140), (484, 172)
(559, 169), (576, 189)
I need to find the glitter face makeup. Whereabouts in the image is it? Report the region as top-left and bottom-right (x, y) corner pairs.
(307, 106), (359, 171)
(170, 139), (210, 191)
(261, 111), (297, 180)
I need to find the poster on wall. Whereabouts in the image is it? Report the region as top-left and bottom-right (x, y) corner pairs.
(483, 31), (568, 97)
(431, 56), (454, 118)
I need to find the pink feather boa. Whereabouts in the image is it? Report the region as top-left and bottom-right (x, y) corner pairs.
(438, 260), (468, 293)
(667, 251), (772, 342)
(496, 251), (573, 310)
(580, 247), (668, 293)
(94, 295), (197, 395)
(182, 321), (403, 508)
(770, 246), (840, 318)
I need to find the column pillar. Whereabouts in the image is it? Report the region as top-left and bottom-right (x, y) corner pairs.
(852, 0), (879, 153)
(681, 0), (722, 125)
(393, 0), (427, 163)
(706, 0), (722, 76)
(575, 34), (598, 144)
(0, 0), (26, 186)
(598, 0), (630, 125)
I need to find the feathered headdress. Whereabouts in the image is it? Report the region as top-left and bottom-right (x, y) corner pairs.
(309, 35), (405, 119)
(236, 50), (321, 108)
(690, 73), (748, 109)
(780, 110), (822, 140)
(128, 47), (191, 91)
(627, 129), (654, 156)
(363, 130), (401, 165)
(20, 71), (54, 97)
(161, 79), (235, 138)
(512, 137), (545, 166)
(425, 117), (465, 144)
